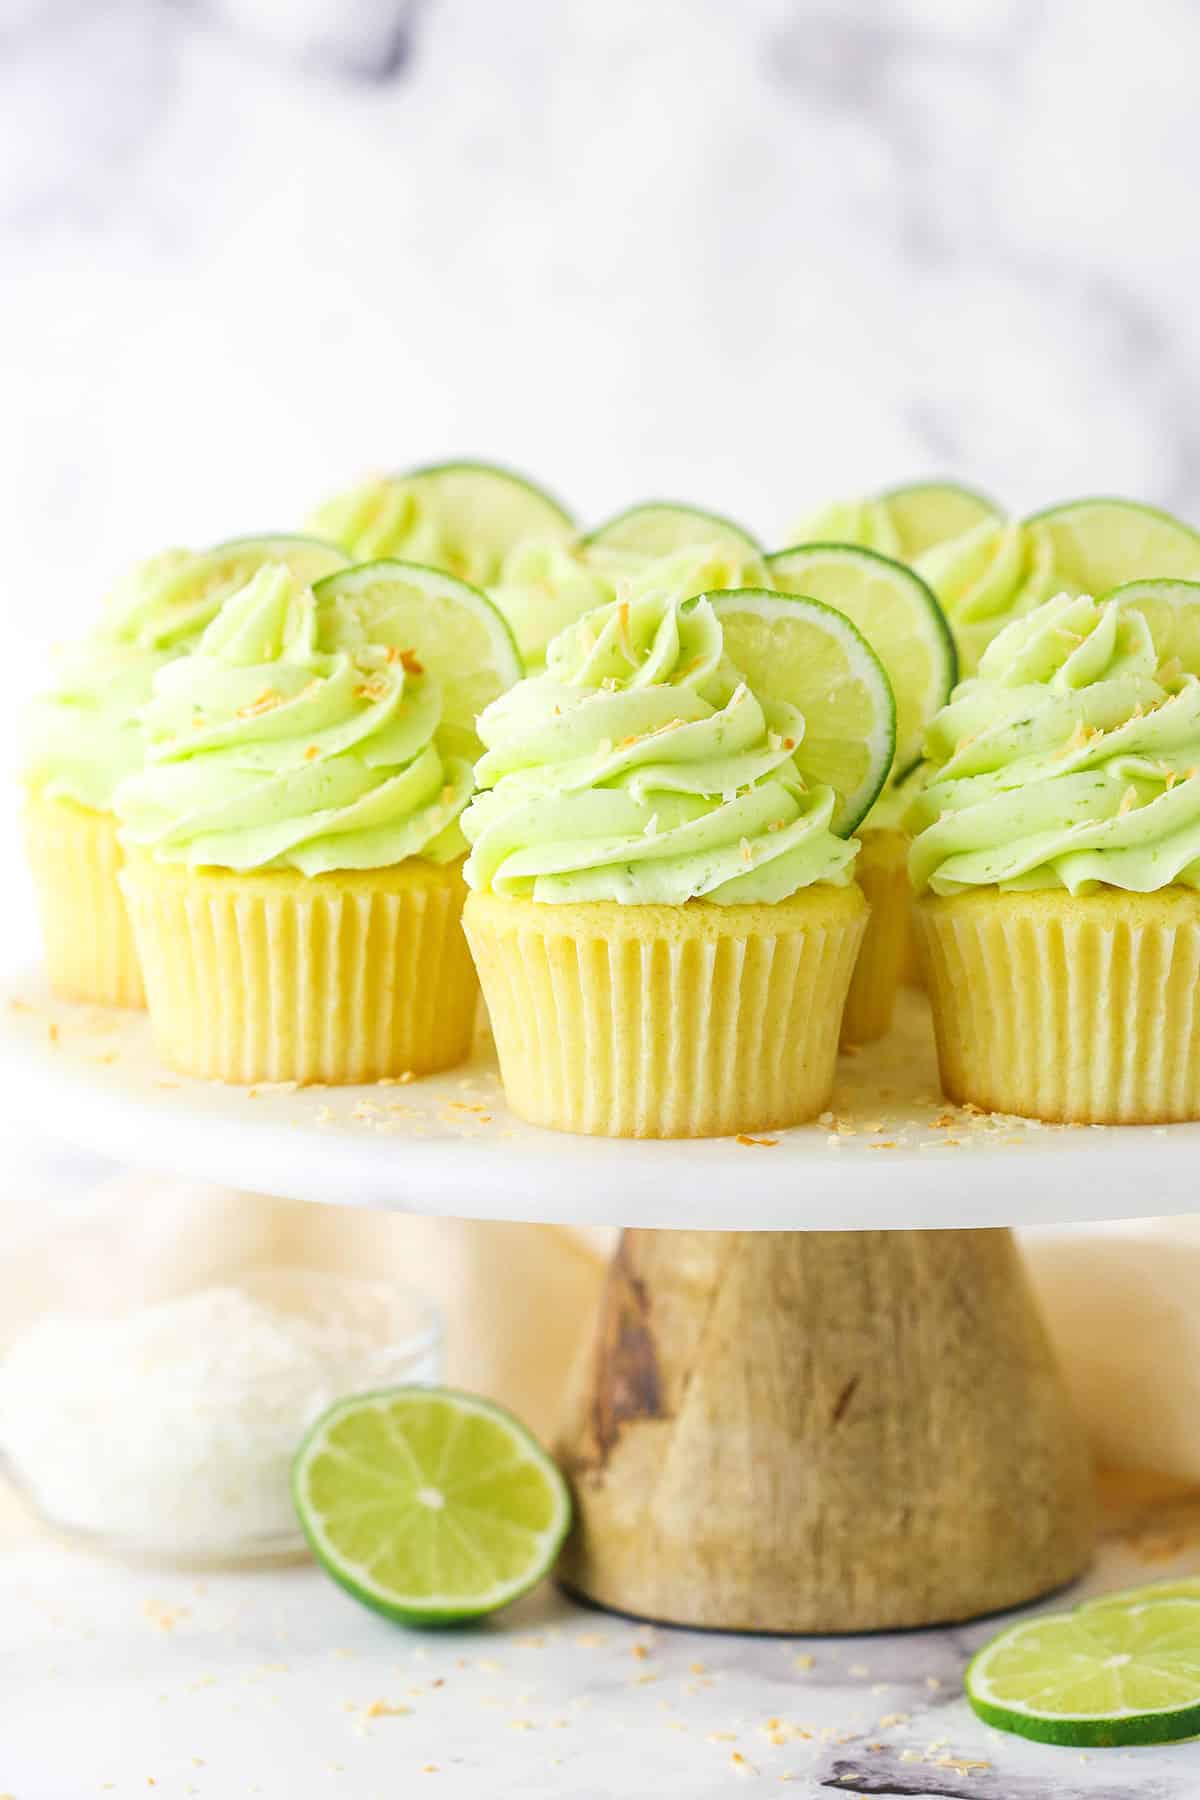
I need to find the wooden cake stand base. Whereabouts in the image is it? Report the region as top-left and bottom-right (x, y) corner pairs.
(556, 1226), (1096, 1633)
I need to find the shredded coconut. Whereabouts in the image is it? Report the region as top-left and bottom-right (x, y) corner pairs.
(0, 1272), (438, 1553)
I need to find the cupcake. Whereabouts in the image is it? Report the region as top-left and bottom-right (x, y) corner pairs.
(488, 540), (765, 673)
(916, 498), (1200, 676)
(114, 565), (478, 1084)
(790, 481), (1003, 564)
(460, 587), (867, 1138)
(23, 537), (346, 1008)
(909, 590), (1200, 1123)
(838, 775), (913, 1042)
(307, 462), (575, 587)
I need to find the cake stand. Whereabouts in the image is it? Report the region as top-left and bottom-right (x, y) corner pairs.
(6, 971), (1189, 1634)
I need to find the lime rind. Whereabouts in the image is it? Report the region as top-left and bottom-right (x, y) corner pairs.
(708, 587), (896, 836)
(402, 459), (576, 535)
(1080, 1579), (1200, 1611)
(1023, 497), (1200, 594)
(966, 1598), (1200, 1747)
(292, 1385), (572, 1627)
(1105, 578), (1200, 677)
(313, 559), (521, 755)
(765, 541), (957, 781)
(580, 501), (762, 559)
(877, 479), (1004, 558)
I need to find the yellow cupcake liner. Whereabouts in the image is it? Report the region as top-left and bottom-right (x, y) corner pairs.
(916, 887), (1200, 1123)
(463, 885), (867, 1138)
(121, 853), (477, 1084)
(23, 791), (145, 1008)
(840, 828), (910, 1044)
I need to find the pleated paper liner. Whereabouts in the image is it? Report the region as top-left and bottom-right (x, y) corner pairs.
(841, 827), (910, 1045)
(916, 887), (1200, 1124)
(24, 790), (145, 1008)
(121, 853), (477, 1084)
(463, 885), (867, 1139)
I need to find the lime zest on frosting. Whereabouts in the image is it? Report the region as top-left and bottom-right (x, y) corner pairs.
(909, 590), (1200, 897)
(462, 586), (860, 906)
(114, 565), (473, 876)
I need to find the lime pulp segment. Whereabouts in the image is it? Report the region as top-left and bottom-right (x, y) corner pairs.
(966, 1598), (1200, 1746)
(877, 480), (1004, 559)
(1107, 579), (1200, 677)
(292, 1387), (572, 1625)
(581, 501), (762, 561)
(709, 588), (895, 835)
(766, 542), (955, 781)
(1025, 497), (1200, 597)
(310, 462), (576, 585)
(313, 559), (522, 756)
(112, 534), (349, 649)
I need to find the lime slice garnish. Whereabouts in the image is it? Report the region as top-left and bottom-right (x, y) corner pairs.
(581, 501), (761, 564)
(1082, 1580), (1200, 1611)
(709, 588), (895, 835)
(106, 534), (348, 649)
(1025, 497), (1200, 596)
(309, 462), (575, 586)
(292, 1387), (571, 1626)
(966, 1599), (1200, 1747)
(766, 543), (955, 780)
(314, 560), (521, 757)
(790, 483), (1002, 562)
(1107, 579), (1200, 676)
(877, 480), (1004, 558)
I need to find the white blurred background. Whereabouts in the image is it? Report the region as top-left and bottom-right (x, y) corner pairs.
(3, 0), (1200, 885)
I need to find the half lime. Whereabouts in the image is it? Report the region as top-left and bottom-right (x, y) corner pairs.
(293, 1387), (571, 1626)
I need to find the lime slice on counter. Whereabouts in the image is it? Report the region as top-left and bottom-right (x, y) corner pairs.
(878, 480), (1004, 559)
(581, 501), (762, 565)
(766, 543), (955, 780)
(1025, 498), (1200, 596)
(292, 1387), (571, 1626)
(108, 534), (349, 649)
(310, 462), (575, 586)
(314, 560), (522, 757)
(1107, 579), (1200, 676)
(966, 1599), (1200, 1746)
(1082, 1580), (1200, 1611)
(709, 589), (895, 834)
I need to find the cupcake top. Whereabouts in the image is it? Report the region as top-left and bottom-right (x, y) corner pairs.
(488, 540), (615, 669)
(26, 539), (346, 813)
(908, 591), (1200, 897)
(461, 586), (858, 904)
(916, 517), (1057, 674)
(25, 551), (193, 811)
(307, 477), (445, 572)
(487, 540), (764, 672)
(114, 565), (472, 876)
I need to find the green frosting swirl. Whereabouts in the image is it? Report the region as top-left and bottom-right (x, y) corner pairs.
(306, 477), (445, 571)
(908, 592), (1200, 896)
(488, 540), (765, 672)
(26, 540), (346, 813)
(25, 551), (193, 812)
(489, 540), (615, 668)
(114, 566), (472, 876)
(462, 589), (857, 904)
(916, 519), (1059, 673)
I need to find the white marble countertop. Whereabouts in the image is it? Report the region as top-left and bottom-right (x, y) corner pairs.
(3, 1474), (1200, 1799)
